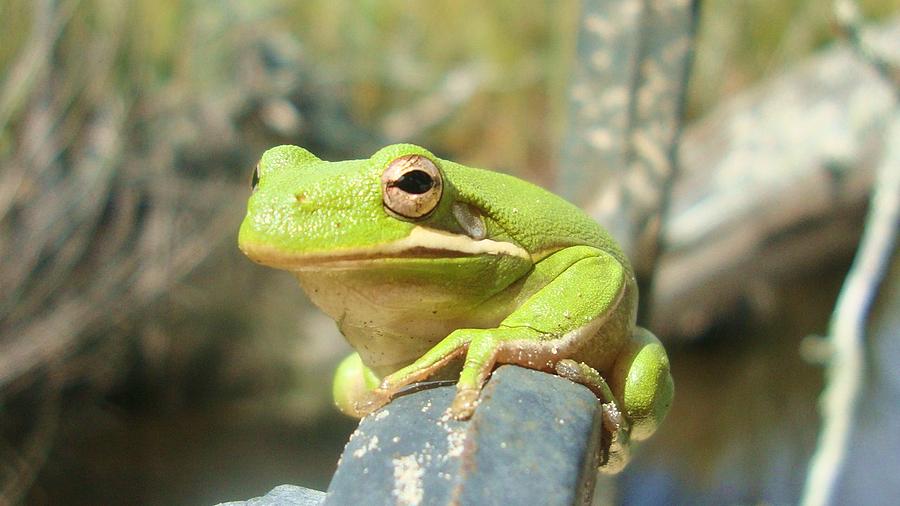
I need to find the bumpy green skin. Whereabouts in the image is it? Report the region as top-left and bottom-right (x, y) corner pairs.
(239, 143), (673, 471)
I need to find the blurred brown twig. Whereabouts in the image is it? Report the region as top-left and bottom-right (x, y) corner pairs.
(0, 1), (320, 500)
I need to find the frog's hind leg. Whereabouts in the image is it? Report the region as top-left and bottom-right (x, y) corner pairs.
(555, 359), (631, 473)
(608, 327), (673, 442)
(556, 328), (673, 473)
(332, 353), (381, 418)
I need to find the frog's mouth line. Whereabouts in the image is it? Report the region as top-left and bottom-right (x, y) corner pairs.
(244, 247), (483, 271)
(240, 225), (532, 270)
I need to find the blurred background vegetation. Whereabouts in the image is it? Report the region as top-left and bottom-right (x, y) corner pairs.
(1, 0), (898, 504)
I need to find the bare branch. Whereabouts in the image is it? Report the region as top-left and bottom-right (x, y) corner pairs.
(800, 107), (900, 506)
(833, 0), (900, 93)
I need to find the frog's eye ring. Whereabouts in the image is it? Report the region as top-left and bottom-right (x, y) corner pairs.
(381, 155), (443, 219)
(250, 163), (261, 192)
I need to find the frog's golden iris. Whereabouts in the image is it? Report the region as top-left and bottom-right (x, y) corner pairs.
(381, 154), (443, 220)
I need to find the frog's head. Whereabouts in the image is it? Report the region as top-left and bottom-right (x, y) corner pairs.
(238, 144), (530, 272)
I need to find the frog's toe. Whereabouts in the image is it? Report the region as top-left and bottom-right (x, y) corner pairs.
(599, 401), (631, 474)
(553, 359), (616, 405)
(553, 359), (633, 473)
(449, 388), (481, 420)
(353, 388), (393, 417)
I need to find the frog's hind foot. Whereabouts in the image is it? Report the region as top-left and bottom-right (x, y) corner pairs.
(554, 359), (631, 473)
(555, 359), (615, 404)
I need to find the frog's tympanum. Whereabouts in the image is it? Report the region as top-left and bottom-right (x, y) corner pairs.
(239, 144), (673, 471)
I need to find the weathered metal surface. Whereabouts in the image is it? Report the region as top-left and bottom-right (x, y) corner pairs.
(218, 484), (326, 506)
(324, 365), (603, 506)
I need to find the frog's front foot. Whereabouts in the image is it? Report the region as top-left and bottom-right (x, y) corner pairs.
(449, 387), (481, 419)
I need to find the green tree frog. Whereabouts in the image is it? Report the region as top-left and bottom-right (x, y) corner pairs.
(239, 144), (673, 471)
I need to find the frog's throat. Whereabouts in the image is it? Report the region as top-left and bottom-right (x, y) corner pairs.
(242, 225), (531, 270)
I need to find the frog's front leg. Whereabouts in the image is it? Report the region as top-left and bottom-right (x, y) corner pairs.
(357, 246), (628, 420)
(353, 325), (544, 417)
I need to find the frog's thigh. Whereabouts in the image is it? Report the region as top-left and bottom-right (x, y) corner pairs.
(332, 352), (380, 418)
(609, 327), (674, 441)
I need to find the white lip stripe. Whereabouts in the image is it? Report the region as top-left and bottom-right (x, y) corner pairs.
(390, 226), (529, 259)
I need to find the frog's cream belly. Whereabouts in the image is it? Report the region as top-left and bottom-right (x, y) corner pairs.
(294, 270), (517, 375)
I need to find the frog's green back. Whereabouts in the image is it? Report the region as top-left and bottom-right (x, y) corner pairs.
(439, 158), (631, 273)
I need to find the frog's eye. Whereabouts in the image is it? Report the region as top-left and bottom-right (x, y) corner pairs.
(381, 155), (443, 219)
(250, 163), (260, 192)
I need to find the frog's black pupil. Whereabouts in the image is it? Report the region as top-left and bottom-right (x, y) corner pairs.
(395, 170), (433, 194)
(250, 166), (260, 190)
